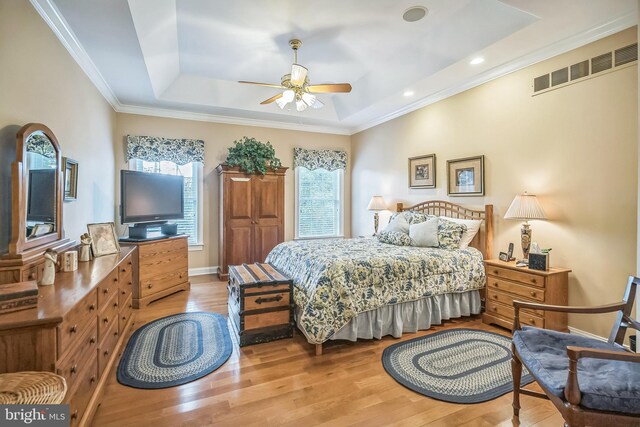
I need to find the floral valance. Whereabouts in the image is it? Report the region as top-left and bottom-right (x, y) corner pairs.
(293, 148), (347, 171)
(125, 135), (205, 165)
(26, 133), (56, 159)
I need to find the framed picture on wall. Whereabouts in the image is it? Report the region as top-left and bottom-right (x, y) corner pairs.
(63, 157), (78, 202)
(408, 154), (436, 188)
(447, 155), (485, 196)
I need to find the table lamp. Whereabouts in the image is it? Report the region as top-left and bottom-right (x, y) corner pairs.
(367, 196), (386, 235)
(504, 192), (547, 261)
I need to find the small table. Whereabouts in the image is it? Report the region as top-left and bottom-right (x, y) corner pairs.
(482, 259), (571, 331)
(227, 263), (294, 346)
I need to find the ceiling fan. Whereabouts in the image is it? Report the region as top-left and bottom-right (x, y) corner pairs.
(239, 39), (352, 112)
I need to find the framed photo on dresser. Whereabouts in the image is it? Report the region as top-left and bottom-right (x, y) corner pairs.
(87, 222), (120, 257)
(408, 154), (436, 188)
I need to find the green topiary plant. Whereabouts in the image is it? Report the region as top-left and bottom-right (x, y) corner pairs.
(224, 136), (282, 175)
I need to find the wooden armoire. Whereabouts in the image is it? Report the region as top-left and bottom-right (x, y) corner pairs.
(216, 164), (287, 280)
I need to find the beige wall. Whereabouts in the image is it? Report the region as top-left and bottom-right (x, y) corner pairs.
(114, 114), (351, 270)
(0, 1), (116, 253)
(351, 28), (638, 339)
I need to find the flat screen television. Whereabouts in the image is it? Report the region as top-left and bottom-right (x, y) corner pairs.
(120, 170), (184, 224)
(27, 169), (56, 222)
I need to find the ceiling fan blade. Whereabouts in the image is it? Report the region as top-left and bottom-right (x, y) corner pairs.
(239, 81), (284, 89)
(290, 64), (308, 86)
(260, 93), (283, 105)
(307, 83), (352, 93)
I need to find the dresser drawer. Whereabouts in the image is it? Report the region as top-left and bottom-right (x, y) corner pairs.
(118, 255), (134, 284)
(486, 289), (545, 316)
(98, 319), (120, 377)
(119, 293), (133, 336)
(486, 277), (545, 301)
(56, 316), (97, 393)
(139, 253), (187, 280)
(140, 270), (187, 298)
(98, 269), (119, 311)
(139, 238), (186, 259)
(486, 266), (544, 288)
(244, 292), (290, 311)
(21, 262), (44, 282)
(118, 277), (133, 308)
(58, 290), (98, 358)
(98, 291), (119, 345)
(486, 300), (545, 328)
(66, 352), (98, 427)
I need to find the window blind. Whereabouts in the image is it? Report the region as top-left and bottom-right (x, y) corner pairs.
(297, 167), (341, 238)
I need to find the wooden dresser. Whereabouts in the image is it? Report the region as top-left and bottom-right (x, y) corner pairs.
(217, 165), (287, 280)
(121, 235), (190, 308)
(0, 247), (136, 426)
(483, 259), (571, 331)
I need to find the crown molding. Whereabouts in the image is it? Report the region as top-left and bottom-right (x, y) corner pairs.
(30, 0), (120, 108)
(350, 12), (637, 135)
(115, 104), (352, 135)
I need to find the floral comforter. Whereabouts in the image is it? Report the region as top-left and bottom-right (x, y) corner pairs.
(265, 238), (485, 344)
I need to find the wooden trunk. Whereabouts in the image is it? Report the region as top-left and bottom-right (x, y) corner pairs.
(217, 165), (287, 280)
(227, 263), (293, 347)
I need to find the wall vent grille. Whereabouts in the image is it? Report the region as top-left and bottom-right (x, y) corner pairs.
(532, 43), (637, 95)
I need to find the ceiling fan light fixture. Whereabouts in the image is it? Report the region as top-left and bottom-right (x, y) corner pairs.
(311, 98), (324, 109)
(290, 64), (308, 86)
(282, 89), (295, 103)
(301, 92), (316, 106)
(275, 97), (288, 109)
(296, 99), (308, 111)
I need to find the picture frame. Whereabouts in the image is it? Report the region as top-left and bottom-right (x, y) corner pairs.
(29, 223), (54, 238)
(87, 222), (120, 257)
(63, 157), (78, 202)
(408, 154), (436, 188)
(446, 155), (485, 196)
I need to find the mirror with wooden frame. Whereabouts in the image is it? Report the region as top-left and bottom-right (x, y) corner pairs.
(9, 123), (71, 255)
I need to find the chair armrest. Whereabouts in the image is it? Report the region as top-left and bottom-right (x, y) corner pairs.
(512, 301), (625, 330)
(564, 345), (639, 406)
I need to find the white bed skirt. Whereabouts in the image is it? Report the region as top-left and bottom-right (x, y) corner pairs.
(296, 290), (482, 343)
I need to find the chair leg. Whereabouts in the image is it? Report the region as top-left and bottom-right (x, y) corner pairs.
(511, 351), (522, 418)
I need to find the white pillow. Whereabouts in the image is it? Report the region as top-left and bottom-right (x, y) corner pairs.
(383, 213), (410, 234)
(441, 216), (483, 249)
(409, 217), (439, 247)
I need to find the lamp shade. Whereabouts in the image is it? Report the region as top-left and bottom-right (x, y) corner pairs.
(504, 192), (547, 220)
(367, 196), (386, 211)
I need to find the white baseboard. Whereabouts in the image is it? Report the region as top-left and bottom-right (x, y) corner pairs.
(188, 266), (218, 276)
(569, 326), (632, 350)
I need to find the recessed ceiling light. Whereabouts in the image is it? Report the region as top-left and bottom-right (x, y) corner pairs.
(470, 57), (485, 65)
(403, 90), (415, 97)
(403, 6), (428, 22)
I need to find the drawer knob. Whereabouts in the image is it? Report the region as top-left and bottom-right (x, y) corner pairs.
(128, 261), (132, 265)
(129, 304), (133, 309)
(493, 282), (499, 287)
(104, 350), (109, 357)
(530, 291), (537, 297)
(530, 318), (535, 324)
(255, 295), (283, 304)
(89, 304), (96, 311)
(531, 279), (537, 284)
(121, 268), (126, 273)
(114, 302), (119, 308)
(114, 330), (119, 337)
(103, 318), (109, 324)
(103, 288), (110, 294)
(121, 289), (126, 295)
(148, 284), (153, 289)
(90, 336), (96, 344)
(128, 281), (132, 286)
(71, 411), (78, 420)
(493, 307), (497, 311)
(493, 270), (499, 275)
(493, 294), (498, 299)
(90, 375), (96, 384)
(113, 277), (118, 283)
(70, 364), (77, 374)
(70, 324), (78, 333)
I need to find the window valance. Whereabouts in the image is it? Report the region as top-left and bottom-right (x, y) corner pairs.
(125, 135), (205, 165)
(26, 134), (56, 159)
(293, 148), (347, 171)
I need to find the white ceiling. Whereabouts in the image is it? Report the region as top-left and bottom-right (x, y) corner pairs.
(37, 0), (637, 134)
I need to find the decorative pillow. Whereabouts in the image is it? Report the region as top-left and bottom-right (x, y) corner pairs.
(377, 231), (412, 246)
(437, 219), (467, 249)
(441, 216), (483, 249)
(382, 213), (410, 234)
(409, 217), (439, 247)
(388, 211), (429, 225)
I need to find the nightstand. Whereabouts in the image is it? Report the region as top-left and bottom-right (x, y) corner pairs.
(482, 259), (571, 331)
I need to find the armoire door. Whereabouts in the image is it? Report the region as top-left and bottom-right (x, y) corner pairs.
(223, 175), (254, 272)
(252, 174), (284, 263)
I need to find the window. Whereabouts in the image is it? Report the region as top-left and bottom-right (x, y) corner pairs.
(129, 159), (203, 246)
(295, 167), (343, 238)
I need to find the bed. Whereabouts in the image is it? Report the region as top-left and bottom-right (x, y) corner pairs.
(266, 201), (493, 355)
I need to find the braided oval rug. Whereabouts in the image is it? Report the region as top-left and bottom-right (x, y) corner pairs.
(382, 328), (533, 403)
(117, 312), (232, 389)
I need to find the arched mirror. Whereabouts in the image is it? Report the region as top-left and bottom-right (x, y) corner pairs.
(9, 123), (67, 254)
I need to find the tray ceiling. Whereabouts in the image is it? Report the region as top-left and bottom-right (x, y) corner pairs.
(40, 0), (636, 134)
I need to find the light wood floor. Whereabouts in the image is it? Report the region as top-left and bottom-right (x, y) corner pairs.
(92, 276), (564, 427)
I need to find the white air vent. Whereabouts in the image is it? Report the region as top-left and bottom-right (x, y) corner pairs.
(533, 43), (637, 95)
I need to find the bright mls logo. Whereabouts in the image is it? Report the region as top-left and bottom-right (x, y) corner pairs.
(2, 405), (69, 426)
